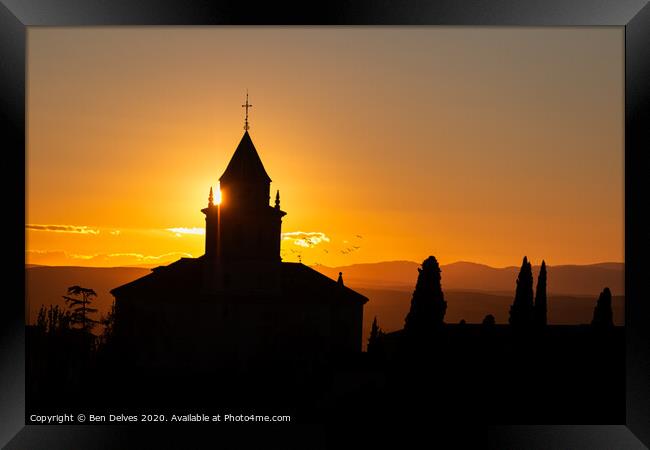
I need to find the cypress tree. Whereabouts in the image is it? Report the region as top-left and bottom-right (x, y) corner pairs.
(534, 260), (548, 327)
(367, 316), (383, 354)
(404, 256), (447, 335)
(591, 287), (614, 328)
(508, 256), (534, 328)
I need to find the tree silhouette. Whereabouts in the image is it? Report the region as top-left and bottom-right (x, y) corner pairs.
(100, 300), (117, 344)
(404, 256), (447, 335)
(591, 287), (614, 328)
(482, 314), (496, 327)
(367, 316), (384, 354)
(36, 304), (71, 335)
(62, 285), (98, 332)
(508, 256), (534, 328)
(534, 260), (548, 327)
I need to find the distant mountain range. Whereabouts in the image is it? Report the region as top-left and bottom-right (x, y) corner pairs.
(312, 260), (624, 296)
(25, 261), (624, 343)
(313, 261), (624, 341)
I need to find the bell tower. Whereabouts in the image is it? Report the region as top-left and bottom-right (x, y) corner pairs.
(216, 130), (286, 263)
(202, 94), (286, 292)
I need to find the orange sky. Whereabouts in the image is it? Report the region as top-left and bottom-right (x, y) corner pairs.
(26, 27), (624, 268)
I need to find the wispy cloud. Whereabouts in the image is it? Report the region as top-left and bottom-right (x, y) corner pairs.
(27, 224), (100, 235)
(105, 252), (193, 261)
(282, 231), (330, 248)
(26, 250), (193, 267)
(27, 224), (209, 238)
(67, 253), (96, 260)
(166, 227), (205, 237)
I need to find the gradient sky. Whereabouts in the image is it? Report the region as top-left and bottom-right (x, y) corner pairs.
(27, 27), (624, 268)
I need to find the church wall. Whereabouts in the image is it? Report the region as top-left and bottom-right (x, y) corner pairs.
(218, 208), (281, 263)
(114, 293), (362, 372)
(330, 300), (364, 354)
(112, 131), (366, 375)
(219, 180), (269, 212)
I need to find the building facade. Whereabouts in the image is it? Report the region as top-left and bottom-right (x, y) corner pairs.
(111, 129), (368, 372)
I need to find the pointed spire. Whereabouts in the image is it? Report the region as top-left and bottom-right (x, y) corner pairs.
(219, 132), (271, 184)
(208, 186), (214, 207)
(242, 89), (253, 131)
(337, 272), (344, 286)
(275, 190), (280, 209)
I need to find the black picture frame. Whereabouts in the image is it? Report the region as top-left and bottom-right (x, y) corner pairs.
(1, 1), (648, 448)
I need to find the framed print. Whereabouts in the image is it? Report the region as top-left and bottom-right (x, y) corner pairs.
(1, 0), (649, 448)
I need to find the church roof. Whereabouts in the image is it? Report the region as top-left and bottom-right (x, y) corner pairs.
(281, 262), (368, 305)
(219, 131), (272, 184)
(110, 257), (203, 298)
(110, 258), (368, 306)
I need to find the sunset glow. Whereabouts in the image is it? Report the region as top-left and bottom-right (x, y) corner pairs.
(27, 27), (624, 268)
(215, 186), (222, 205)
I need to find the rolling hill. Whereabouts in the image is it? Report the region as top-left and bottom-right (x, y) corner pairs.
(25, 261), (624, 347)
(313, 260), (624, 296)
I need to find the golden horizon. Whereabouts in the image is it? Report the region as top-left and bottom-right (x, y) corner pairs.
(27, 28), (624, 269)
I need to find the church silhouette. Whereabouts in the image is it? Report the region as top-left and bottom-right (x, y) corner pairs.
(111, 104), (367, 372)
(25, 98), (624, 426)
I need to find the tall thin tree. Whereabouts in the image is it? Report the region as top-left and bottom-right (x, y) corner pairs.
(367, 316), (383, 354)
(100, 300), (117, 344)
(36, 304), (71, 335)
(591, 287), (614, 328)
(534, 260), (548, 327)
(509, 256), (534, 328)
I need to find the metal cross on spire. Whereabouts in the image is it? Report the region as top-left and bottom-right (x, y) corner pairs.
(242, 90), (253, 131)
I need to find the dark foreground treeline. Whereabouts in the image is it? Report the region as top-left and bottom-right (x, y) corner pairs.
(339, 324), (624, 424)
(26, 323), (623, 424)
(27, 255), (624, 424)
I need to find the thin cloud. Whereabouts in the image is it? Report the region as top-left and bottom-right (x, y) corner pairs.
(26, 250), (193, 267)
(26, 224), (100, 235)
(27, 249), (59, 255)
(282, 231), (330, 248)
(68, 253), (96, 260)
(106, 252), (194, 261)
(166, 227), (205, 236)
